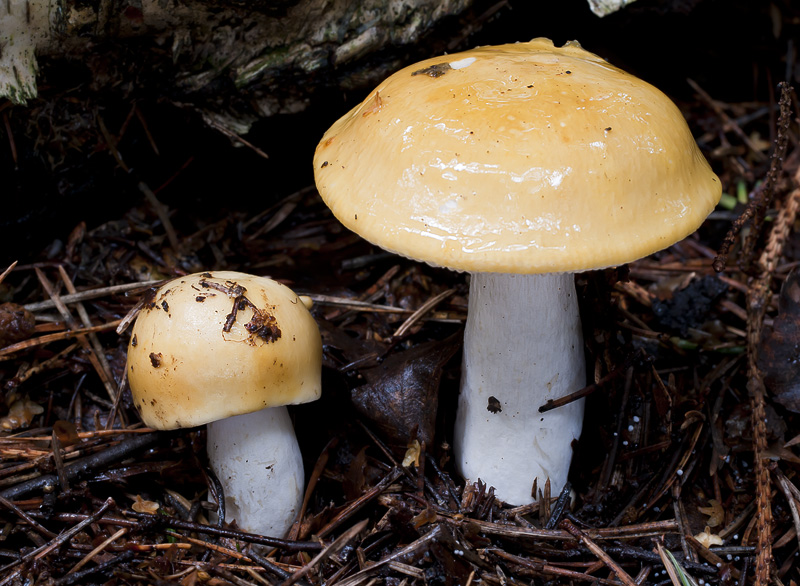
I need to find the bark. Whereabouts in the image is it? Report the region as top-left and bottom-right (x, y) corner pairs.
(586, 0), (637, 17)
(2, 0), (473, 129)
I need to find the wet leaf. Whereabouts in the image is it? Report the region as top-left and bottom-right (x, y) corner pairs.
(53, 420), (80, 447)
(318, 318), (386, 371)
(343, 446), (368, 501)
(724, 402), (786, 443)
(351, 334), (460, 447)
(759, 268), (800, 413)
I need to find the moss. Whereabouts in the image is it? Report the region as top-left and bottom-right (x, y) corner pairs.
(234, 46), (291, 88)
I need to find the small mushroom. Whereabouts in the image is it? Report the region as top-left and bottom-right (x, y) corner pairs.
(126, 271), (322, 536)
(314, 39), (720, 504)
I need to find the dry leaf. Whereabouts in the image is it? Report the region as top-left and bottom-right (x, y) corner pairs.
(411, 504), (438, 528)
(0, 396), (44, 430)
(343, 446), (368, 501)
(132, 494), (159, 514)
(180, 569), (199, 586)
(402, 439), (421, 467)
(680, 410), (706, 430)
(763, 442), (800, 464)
(0, 302), (36, 347)
(785, 433), (800, 448)
(697, 499), (724, 527)
(694, 526), (723, 548)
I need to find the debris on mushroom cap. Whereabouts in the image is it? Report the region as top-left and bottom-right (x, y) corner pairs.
(126, 271), (322, 430)
(314, 38), (722, 274)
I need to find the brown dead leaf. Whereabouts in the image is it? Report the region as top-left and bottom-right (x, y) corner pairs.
(411, 504), (438, 528)
(180, 570), (199, 586)
(0, 396), (44, 430)
(681, 409), (706, 430)
(131, 494), (160, 514)
(763, 442), (800, 464)
(694, 526), (724, 548)
(343, 446), (368, 501)
(785, 433), (800, 448)
(402, 439), (421, 467)
(53, 420), (79, 447)
(698, 499), (725, 527)
(0, 303), (36, 347)
(759, 268), (800, 412)
(317, 318), (387, 371)
(351, 334), (460, 447)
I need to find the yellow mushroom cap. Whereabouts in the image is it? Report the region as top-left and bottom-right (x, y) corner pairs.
(314, 38), (721, 274)
(126, 271), (322, 430)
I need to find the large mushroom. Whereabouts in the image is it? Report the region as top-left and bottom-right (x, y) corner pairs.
(126, 271), (322, 536)
(313, 39), (720, 504)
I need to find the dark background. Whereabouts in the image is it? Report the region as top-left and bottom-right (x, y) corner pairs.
(1, 0), (795, 261)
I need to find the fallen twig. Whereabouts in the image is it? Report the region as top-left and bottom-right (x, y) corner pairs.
(281, 519), (367, 586)
(0, 318), (123, 358)
(0, 432), (163, 500)
(742, 84), (799, 585)
(559, 518), (638, 586)
(0, 497), (115, 586)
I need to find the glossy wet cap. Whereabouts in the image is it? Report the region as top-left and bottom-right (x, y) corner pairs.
(126, 271), (322, 430)
(314, 38), (721, 273)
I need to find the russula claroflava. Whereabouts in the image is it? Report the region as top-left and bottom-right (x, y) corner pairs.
(313, 38), (721, 504)
(126, 271), (322, 536)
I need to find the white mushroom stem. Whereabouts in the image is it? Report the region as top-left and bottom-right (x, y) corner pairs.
(206, 406), (304, 537)
(454, 272), (586, 505)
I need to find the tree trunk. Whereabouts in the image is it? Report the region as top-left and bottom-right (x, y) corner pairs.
(2, 0), (473, 128)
